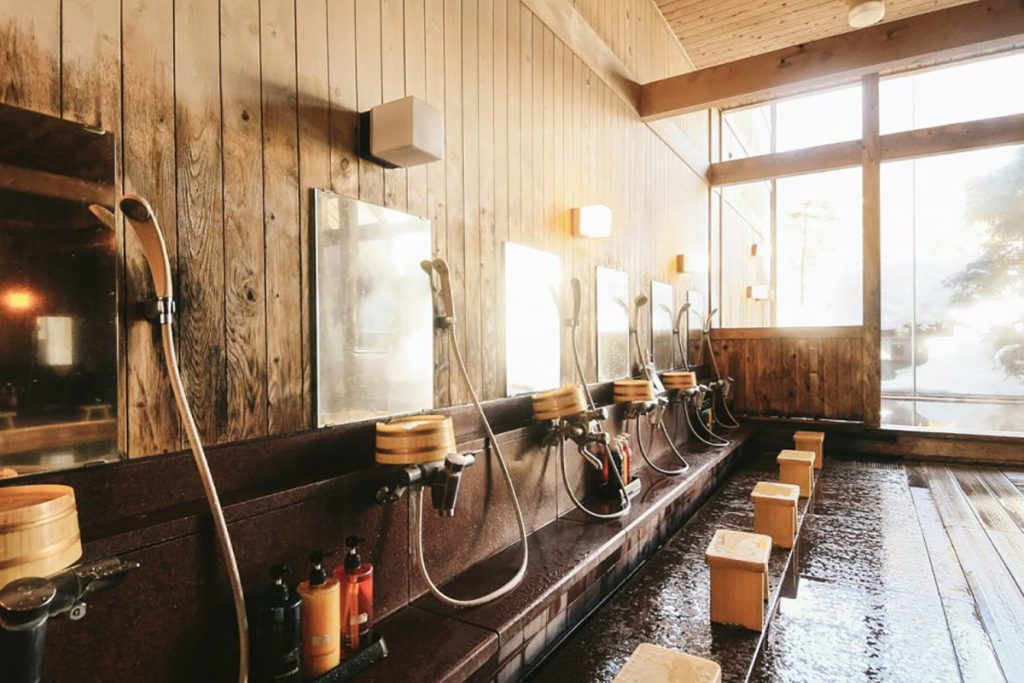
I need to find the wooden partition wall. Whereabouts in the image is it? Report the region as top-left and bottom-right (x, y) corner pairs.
(0, 0), (709, 458)
(709, 327), (865, 422)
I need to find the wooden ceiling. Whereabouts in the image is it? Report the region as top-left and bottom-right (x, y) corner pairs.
(654, 0), (978, 69)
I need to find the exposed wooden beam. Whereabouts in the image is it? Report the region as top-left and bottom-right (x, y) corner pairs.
(640, 0), (1024, 121)
(882, 111), (1024, 160)
(711, 140), (860, 185)
(0, 161), (114, 205)
(711, 325), (862, 340)
(521, 0), (710, 179)
(710, 111), (1024, 186)
(861, 74), (882, 429)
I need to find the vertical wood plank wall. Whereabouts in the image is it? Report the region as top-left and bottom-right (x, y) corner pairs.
(710, 328), (866, 421)
(0, 0), (709, 457)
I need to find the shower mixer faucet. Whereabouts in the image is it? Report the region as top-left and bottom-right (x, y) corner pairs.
(376, 451), (478, 518)
(0, 557), (140, 683)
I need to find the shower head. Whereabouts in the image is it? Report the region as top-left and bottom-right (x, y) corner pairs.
(88, 204), (116, 230)
(425, 258), (456, 321)
(569, 277), (582, 327)
(704, 308), (719, 333)
(631, 294), (649, 331)
(674, 302), (692, 333)
(120, 194), (173, 301)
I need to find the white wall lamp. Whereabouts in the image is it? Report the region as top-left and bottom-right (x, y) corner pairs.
(746, 285), (772, 301)
(360, 96), (444, 169)
(571, 204), (612, 238)
(676, 250), (708, 274)
(847, 0), (885, 28)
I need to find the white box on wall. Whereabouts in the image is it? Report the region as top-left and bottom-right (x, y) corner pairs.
(368, 96), (444, 168)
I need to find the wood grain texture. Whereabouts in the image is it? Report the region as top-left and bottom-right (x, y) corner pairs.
(711, 329), (865, 421)
(175, 0), (227, 444)
(220, 0), (268, 441)
(861, 73), (881, 428)
(1, 0), (709, 457)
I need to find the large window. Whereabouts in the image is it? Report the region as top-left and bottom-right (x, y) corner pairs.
(881, 51), (1024, 134)
(881, 145), (1024, 435)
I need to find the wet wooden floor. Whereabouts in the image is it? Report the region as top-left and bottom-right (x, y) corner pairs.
(527, 455), (1024, 682)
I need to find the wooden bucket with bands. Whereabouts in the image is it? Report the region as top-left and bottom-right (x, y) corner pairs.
(0, 485), (82, 587)
(532, 385), (587, 421)
(662, 371), (697, 391)
(376, 415), (457, 465)
(613, 379), (655, 404)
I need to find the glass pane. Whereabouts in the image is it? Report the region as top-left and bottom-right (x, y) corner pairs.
(720, 181), (773, 328)
(882, 397), (1024, 437)
(721, 103), (772, 161)
(775, 168), (863, 326)
(881, 51), (1024, 135)
(650, 281), (674, 370)
(881, 146), (1024, 435)
(504, 242), (561, 396)
(776, 83), (862, 152)
(313, 190), (434, 427)
(596, 267), (629, 382)
(0, 103), (119, 477)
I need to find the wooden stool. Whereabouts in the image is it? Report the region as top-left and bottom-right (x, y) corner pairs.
(751, 482), (800, 549)
(704, 529), (772, 632)
(0, 411), (14, 429)
(614, 643), (721, 683)
(777, 450), (815, 497)
(793, 430), (825, 470)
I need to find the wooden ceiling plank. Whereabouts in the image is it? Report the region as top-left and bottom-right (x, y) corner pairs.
(641, 0), (1024, 120)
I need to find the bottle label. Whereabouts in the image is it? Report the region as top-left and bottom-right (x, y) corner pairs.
(311, 633), (333, 647)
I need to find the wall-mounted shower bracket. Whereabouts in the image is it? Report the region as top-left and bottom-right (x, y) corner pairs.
(142, 296), (176, 325)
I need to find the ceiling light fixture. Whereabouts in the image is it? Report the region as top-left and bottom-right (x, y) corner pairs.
(847, 0), (885, 28)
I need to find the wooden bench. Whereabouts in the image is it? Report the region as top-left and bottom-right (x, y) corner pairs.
(777, 449), (815, 498)
(705, 529), (772, 631)
(751, 481), (800, 549)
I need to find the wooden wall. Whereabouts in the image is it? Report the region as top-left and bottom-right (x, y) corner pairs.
(710, 327), (865, 421)
(0, 0), (709, 458)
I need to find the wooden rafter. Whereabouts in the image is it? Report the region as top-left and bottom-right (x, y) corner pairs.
(0, 161), (114, 205)
(640, 0), (1024, 121)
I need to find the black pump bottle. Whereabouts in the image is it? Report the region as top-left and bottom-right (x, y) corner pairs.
(253, 564), (302, 683)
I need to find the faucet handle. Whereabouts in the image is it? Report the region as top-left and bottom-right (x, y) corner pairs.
(445, 452), (476, 472)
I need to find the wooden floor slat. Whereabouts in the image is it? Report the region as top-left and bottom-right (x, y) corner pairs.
(982, 468), (1024, 533)
(909, 487), (1007, 682)
(914, 463), (1024, 679)
(951, 467), (1020, 534)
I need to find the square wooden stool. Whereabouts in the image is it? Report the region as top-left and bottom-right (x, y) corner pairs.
(751, 482), (800, 549)
(614, 643), (722, 683)
(794, 430), (825, 470)
(777, 449), (815, 498)
(704, 529), (772, 632)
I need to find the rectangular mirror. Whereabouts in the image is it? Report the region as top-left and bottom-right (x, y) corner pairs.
(651, 281), (674, 370)
(0, 103), (119, 477)
(313, 190), (433, 427)
(596, 267), (629, 381)
(504, 242), (561, 396)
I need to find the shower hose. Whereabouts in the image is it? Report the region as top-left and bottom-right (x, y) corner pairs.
(161, 322), (249, 682)
(413, 286), (528, 608)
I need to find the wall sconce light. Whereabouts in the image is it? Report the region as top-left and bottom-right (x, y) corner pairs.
(572, 205), (612, 238)
(746, 285), (771, 300)
(750, 243), (759, 257)
(361, 95), (444, 169)
(676, 251), (707, 274)
(2, 288), (38, 313)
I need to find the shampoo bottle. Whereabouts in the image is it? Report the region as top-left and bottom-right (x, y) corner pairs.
(297, 551), (340, 679)
(254, 564), (302, 683)
(335, 536), (373, 655)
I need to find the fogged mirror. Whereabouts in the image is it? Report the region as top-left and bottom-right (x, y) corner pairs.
(313, 190), (433, 427)
(504, 242), (561, 396)
(596, 267), (629, 381)
(0, 104), (119, 477)
(651, 281), (674, 370)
